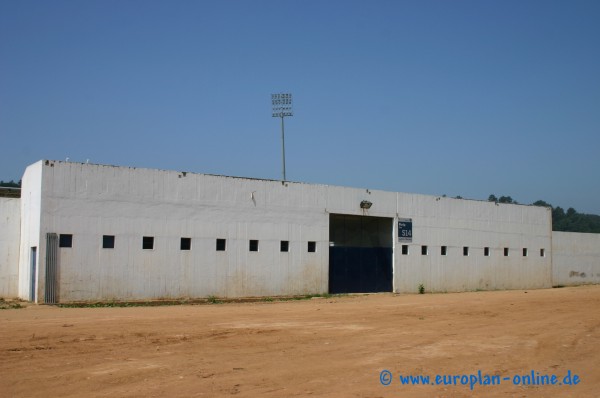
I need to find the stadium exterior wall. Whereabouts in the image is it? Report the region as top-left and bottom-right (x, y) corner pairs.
(12, 160), (561, 303)
(18, 161), (43, 301)
(552, 231), (600, 286)
(0, 197), (20, 298)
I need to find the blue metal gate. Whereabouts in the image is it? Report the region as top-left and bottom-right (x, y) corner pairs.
(329, 214), (393, 294)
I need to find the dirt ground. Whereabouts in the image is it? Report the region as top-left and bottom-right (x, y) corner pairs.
(1, 286), (599, 398)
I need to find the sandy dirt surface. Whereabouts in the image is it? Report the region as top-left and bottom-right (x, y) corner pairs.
(1, 286), (599, 398)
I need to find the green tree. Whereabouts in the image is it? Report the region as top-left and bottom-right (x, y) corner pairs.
(505, 197), (600, 233)
(553, 206), (565, 222)
(498, 196), (517, 204)
(0, 180), (20, 188)
(532, 200), (552, 208)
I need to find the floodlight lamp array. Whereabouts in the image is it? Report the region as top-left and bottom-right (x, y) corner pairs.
(272, 93), (293, 117)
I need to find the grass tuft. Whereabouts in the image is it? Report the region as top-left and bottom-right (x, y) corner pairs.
(0, 298), (24, 310)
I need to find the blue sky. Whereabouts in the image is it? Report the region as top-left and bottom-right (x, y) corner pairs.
(1, 0), (599, 213)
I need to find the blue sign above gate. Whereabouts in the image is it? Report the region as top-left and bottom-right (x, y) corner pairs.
(398, 218), (413, 242)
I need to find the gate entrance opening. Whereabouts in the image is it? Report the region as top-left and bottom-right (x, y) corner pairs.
(329, 214), (393, 293)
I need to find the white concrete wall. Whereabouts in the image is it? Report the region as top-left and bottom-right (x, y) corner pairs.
(0, 197), (20, 297)
(38, 161), (329, 301)
(18, 161), (43, 302)
(322, 186), (552, 293)
(22, 160), (556, 302)
(552, 231), (600, 286)
(394, 196), (552, 293)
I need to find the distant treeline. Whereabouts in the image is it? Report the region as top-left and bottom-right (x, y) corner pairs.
(488, 194), (600, 233)
(0, 180), (21, 188)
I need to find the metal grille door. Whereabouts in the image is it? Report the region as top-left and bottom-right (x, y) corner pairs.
(329, 214), (393, 294)
(45, 233), (59, 304)
(30, 247), (37, 302)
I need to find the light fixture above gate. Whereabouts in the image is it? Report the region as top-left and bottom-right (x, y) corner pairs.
(360, 200), (372, 209)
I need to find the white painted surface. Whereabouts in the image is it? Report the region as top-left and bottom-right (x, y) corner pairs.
(395, 195), (553, 293)
(13, 160), (563, 302)
(18, 161), (43, 302)
(552, 231), (600, 286)
(37, 161), (329, 301)
(0, 197), (20, 297)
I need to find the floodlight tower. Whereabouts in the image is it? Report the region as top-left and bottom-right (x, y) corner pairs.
(271, 93), (293, 181)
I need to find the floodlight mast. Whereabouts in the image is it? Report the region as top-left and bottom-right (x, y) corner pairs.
(271, 93), (293, 181)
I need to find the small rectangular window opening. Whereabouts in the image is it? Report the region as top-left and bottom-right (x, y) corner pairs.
(59, 234), (73, 248)
(216, 238), (226, 251)
(504, 247), (509, 257)
(463, 246), (469, 256)
(402, 245), (409, 255)
(308, 241), (316, 252)
(143, 236), (154, 250)
(522, 248), (528, 257)
(249, 240), (259, 252)
(540, 248), (545, 257)
(180, 237), (191, 251)
(484, 247), (490, 257)
(421, 245), (428, 255)
(102, 235), (115, 249)
(441, 246), (447, 256)
(280, 240), (289, 252)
